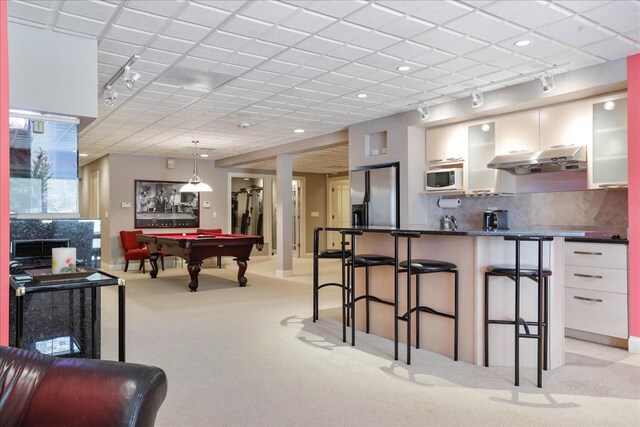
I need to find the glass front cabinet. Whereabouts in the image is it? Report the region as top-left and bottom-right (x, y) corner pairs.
(589, 94), (628, 189)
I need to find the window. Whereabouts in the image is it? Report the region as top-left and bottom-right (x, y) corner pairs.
(9, 113), (79, 215)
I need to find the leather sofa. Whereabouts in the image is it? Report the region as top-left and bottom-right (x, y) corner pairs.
(0, 345), (168, 427)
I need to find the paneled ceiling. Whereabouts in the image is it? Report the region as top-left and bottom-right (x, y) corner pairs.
(7, 0), (640, 172)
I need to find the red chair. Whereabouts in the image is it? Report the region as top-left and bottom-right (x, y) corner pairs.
(197, 228), (223, 268)
(119, 230), (164, 273)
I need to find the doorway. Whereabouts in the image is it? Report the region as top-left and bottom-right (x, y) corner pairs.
(231, 177), (264, 236)
(327, 177), (350, 250)
(271, 178), (305, 258)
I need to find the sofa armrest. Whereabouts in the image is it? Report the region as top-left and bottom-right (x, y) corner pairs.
(0, 346), (167, 427)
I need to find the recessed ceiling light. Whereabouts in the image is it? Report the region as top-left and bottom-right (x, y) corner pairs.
(79, 153), (89, 157)
(603, 101), (616, 111)
(200, 153), (209, 158)
(514, 39), (530, 47)
(397, 65), (411, 71)
(294, 129), (305, 133)
(357, 93), (367, 98)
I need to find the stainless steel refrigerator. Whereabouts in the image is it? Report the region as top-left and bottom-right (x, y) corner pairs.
(350, 164), (399, 227)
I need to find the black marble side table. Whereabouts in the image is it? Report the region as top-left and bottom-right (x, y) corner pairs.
(10, 271), (125, 362)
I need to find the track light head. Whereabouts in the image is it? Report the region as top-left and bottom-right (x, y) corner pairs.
(417, 103), (429, 121)
(104, 86), (118, 107)
(470, 89), (483, 108)
(539, 71), (555, 93)
(123, 66), (141, 90)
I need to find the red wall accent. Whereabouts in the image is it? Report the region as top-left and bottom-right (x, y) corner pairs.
(0, 0), (9, 345)
(628, 54), (640, 340)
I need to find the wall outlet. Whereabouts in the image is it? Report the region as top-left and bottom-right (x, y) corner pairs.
(203, 201), (211, 208)
(310, 211), (320, 217)
(213, 211), (217, 218)
(121, 202), (131, 208)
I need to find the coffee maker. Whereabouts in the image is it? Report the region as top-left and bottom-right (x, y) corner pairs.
(482, 210), (509, 231)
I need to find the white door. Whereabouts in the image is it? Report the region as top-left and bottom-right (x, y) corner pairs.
(327, 179), (350, 250)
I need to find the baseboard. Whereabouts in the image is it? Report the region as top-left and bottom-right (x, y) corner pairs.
(629, 336), (640, 353)
(564, 328), (628, 349)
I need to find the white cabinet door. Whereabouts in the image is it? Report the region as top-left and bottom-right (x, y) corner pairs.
(465, 121), (515, 195)
(495, 109), (539, 155)
(539, 98), (592, 150)
(426, 124), (467, 165)
(589, 94), (628, 188)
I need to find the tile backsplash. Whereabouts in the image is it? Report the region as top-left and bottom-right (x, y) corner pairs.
(426, 188), (628, 237)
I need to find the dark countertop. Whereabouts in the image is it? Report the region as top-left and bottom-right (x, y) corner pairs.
(565, 236), (629, 245)
(321, 226), (605, 238)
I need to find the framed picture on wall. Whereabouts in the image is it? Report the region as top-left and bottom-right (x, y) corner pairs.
(134, 180), (200, 228)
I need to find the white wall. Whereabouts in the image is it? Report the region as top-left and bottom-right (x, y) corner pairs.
(8, 23), (97, 125)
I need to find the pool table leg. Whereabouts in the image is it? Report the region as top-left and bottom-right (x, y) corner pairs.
(149, 253), (159, 278)
(236, 258), (248, 287)
(187, 262), (202, 292)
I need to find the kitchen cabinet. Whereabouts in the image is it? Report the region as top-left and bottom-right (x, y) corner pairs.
(589, 94), (628, 188)
(465, 121), (514, 195)
(425, 123), (467, 165)
(495, 109), (539, 155)
(539, 98), (592, 150)
(564, 241), (628, 343)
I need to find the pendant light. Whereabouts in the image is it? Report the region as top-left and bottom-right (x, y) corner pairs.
(180, 141), (213, 192)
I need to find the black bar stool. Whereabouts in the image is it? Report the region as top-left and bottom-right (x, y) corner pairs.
(484, 235), (553, 388)
(312, 227), (351, 326)
(392, 231), (459, 365)
(340, 229), (395, 346)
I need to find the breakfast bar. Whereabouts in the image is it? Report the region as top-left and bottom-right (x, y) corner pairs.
(317, 226), (597, 376)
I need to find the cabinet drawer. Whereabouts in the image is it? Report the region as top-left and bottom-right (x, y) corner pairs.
(564, 242), (627, 269)
(565, 287), (628, 338)
(564, 265), (627, 294)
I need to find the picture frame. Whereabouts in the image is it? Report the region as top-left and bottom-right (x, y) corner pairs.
(134, 180), (200, 228)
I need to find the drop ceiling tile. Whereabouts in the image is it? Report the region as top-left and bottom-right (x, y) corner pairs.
(162, 19), (211, 42)
(440, 36), (490, 56)
(314, 72), (353, 85)
(554, 1), (612, 14)
(176, 56), (216, 71)
(357, 52), (404, 71)
(222, 15), (273, 38)
(521, 40), (575, 60)
(410, 48), (456, 67)
(61, 0), (117, 22)
(295, 36), (343, 55)
(378, 15), (434, 39)
(437, 57), (480, 73)
(583, 1), (640, 33)
(534, 16), (611, 47)
(304, 55), (348, 72)
(350, 31), (401, 51)
(476, 69), (520, 84)
(292, 0), (368, 19)
(483, 1), (546, 20)
(496, 32), (554, 53)
(105, 24), (154, 45)
(327, 43), (373, 61)
(318, 20), (371, 43)
(412, 26), (464, 47)
(211, 62), (250, 76)
(189, 43), (233, 61)
(339, 77), (377, 90)
(257, 59), (298, 74)
(8, 1), (57, 25)
(240, 0), (298, 24)
(239, 39), (287, 57)
(176, 2), (230, 27)
(223, 51), (268, 68)
(464, 44), (513, 62)
(344, 2), (403, 27)
(382, 0), (472, 25)
(124, 0), (184, 16)
(98, 50), (128, 67)
(117, 8), (167, 33)
(280, 9), (336, 33)
(430, 72), (470, 85)
(458, 62), (500, 78)
(444, 9), (501, 33)
(625, 30), (640, 43)
(287, 65), (327, 79)
(409, 66), (449, 81)
(241, 69), (280, 83)
(57, 12), (105, 37)
(274, 48), (320, 66)
(98, 38), (141, 57)
(580, 36), (639, 60)
(141, 48), (181, 66)
(382, 40), (434, 59)
(261, 25), (309, 45)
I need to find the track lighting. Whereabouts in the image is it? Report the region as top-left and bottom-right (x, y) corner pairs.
(539, 71), (555, 93)
(180, 141), (213, 193)
(104, 86), (118, 107)
(123, 66), (141, 90)
(417, 103), (429, 121)
(470, 89), (483, 108)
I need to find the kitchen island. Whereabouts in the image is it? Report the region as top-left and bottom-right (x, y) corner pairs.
(320, 226), (602, 370)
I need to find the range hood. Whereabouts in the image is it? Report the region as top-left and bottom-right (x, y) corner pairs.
(487, 145), (587, 175)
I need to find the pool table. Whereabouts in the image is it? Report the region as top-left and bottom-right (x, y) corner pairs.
(136, 232), (264, 292)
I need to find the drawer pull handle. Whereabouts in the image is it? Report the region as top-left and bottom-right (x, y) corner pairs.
(574, 296), (603, 303)
(573, 251), (603, 255)
(574, 273), (603, 279)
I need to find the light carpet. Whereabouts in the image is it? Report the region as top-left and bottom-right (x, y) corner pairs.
(99, 258), (640, 427)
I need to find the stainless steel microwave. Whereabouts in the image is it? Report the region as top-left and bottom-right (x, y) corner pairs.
(425, 168), (463, 191)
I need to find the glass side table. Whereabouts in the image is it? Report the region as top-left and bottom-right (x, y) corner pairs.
(10, 270), (126, 362)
